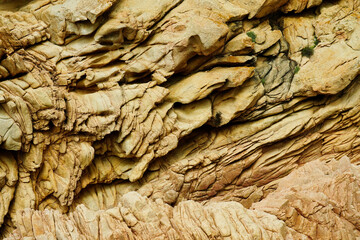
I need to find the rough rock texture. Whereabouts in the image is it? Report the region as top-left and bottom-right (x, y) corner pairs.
(253, 156), (360, 240)
(4, 157), (359, 240)
(0, 0), (360, 239)
(6, 192), (291, 240)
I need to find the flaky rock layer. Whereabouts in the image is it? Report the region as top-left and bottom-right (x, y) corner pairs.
(0, 0), (360, 239)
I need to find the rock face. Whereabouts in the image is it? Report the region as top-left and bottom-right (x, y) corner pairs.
(0, 0), (360, 239)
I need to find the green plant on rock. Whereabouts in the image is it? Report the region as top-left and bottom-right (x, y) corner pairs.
(301, 35), (319, 57)
(301, 46), (314, 57)
(261, 78), (265, 85)
(314, 35), (319, 47)
(294, 66), (300, 74)
(246, 31), (257, 43)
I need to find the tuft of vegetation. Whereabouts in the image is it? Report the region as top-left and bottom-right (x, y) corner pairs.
(261, 78), (265, 85)
(294, 66), (300, 74)
(301, 35), (320, 58)
(214, 112), (222, 127)
(313, 35), (319, 47)
(246, 31), (257, 43)
(301, 46), (314, 57)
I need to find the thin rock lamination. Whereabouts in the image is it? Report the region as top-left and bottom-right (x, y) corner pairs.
(0, 0), (360, 239)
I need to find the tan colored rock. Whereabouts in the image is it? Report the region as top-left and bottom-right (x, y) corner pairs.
(122, 0), (249, 82)
(224, 20), (282, 55)
(0, 10), (48, 61)
(289, 41), (360, 96)
(132, 77), (360, 210)
(7, 157), (360, 239)
(282, 0), (323, 13)
(166, 67), (254, 104)
(235, 0), (288, 18)
(0, 0), (360, 239)
(94, 0), (182, 46)
(253, 157), (360, 239)
(5, 191), (291, 240)
(282, 15), (316, 62)
(22, 0), (117, 45)
(315, 0), (360, 46)
(282, 0), (360, 96)
(0, 152), (17, 225)
(211, 77), (263, 126)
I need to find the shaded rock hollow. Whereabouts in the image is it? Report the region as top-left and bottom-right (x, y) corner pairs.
(0, 0), (360, 239)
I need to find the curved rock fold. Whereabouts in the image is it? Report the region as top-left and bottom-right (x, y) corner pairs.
(0, 0), (360, 239)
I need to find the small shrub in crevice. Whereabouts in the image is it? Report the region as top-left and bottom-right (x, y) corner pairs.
(214, 112), (222, 127)
(261, 78), (265, 85)
(301, 46), (314, 57)
(294, 66), (300, 74)
(314, 35), (319, 47)
(246, 31), (257, 43)
(301, 35), (320, 57)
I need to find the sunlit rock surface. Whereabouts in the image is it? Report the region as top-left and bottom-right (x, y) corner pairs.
(0, 0), (360, 239)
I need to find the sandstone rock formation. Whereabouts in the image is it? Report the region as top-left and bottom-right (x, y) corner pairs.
(0, 0), (360, 239)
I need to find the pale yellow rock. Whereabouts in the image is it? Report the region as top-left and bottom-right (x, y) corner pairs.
(5, 191), (291, 240)
(94, 0), (182, 45)
(123, 0), (249, 82)
(8, 171), (35, 227)
(224, 33), (255, 55)
(22, 0), (117, 45)
(282, 0), (323, 13)
(0, 10), (48, 61)
(0, 152), (17, 225)
(234, 0), (288, 18)
(225, 20), (282, 55)
(133, 77), (360, 210)
(166, 67), (254, 104)
(0, 105), (22, 150)
(282, 15), (316, 62)
(199, 56), (256, 70)
(211, 78), (264, 126)
(0, 0), (360, 239)
(315, 0), (360, 45)
(289, 41), (360, 96)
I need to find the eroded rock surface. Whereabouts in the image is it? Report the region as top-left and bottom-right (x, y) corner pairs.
(253, 156), (360, 239)
(5, 157), (359, 240)
(0, 0), (360, 239)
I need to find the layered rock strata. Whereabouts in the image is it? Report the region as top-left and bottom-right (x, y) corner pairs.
(5, 157), (360, 239)
(0, 0), (360, 239)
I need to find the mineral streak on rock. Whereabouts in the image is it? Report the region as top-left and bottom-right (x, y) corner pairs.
(0, 0), (360, 239)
